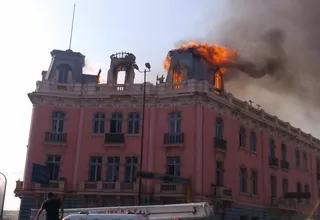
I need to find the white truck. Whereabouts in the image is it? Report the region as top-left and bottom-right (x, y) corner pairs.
(31, 202), (214, 220)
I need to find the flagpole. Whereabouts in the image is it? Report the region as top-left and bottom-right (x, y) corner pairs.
(69, 3), (76, 50)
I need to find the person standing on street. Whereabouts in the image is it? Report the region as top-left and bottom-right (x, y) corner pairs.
(35, 192), (64, 220)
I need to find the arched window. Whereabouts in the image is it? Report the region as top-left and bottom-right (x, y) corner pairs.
(51, 111), (65, 133)
(57, 64), (72, 83)
(215, 117), (223, 139)
(93, 113), (105, 134)
(239, 127), (246, 147)
(168, 112), (181, 134)
(250, 132), (257, 152)
(110, 113), (123, 133)
(128, 112), (140, 134)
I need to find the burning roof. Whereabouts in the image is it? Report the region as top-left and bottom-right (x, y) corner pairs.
(164, 42), (238, 75)
(164, 42), (269, 79)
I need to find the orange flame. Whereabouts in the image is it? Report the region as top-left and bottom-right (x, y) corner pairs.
(163, 42), (238, 74)
(173, 71), (183, 89)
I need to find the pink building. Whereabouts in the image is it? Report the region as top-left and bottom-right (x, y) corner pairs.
(14, 48), (320, 220)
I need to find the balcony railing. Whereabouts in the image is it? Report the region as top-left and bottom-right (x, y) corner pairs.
(155, 183), (184, 194)
(270, 197), (297, 211)
(214, 137), (227, 151)
(269, 157), (279, 167)
(164, 133), (184, 145)
(104, 133), (125, 144)
(45, 132), (67, 143)
(78, 181), (139, 193)
(281, 160), (290, 169)
(34, 180), (65, 191)
(212, 185), (233, 200)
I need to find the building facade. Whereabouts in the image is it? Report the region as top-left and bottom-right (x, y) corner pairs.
(14, 48), (320, 220)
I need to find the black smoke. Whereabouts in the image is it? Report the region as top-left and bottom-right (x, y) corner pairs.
(203, 0), (320, 135)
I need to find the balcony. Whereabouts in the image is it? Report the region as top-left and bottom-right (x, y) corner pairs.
(163, 133), (184, 146)
(281, 160), (290, 170)
(34, 180), (65, 192)
(270, 197), (297, 212)
(154, 183), (184, 195)
(78, 181), (139, 195)
(212, 185), (233, 201)
(269, 157), (279, 168)
(119, 182), (139, 192)
(214, 137), (227, 152)
(45, 132), (67, 144)
(104, 133), (125, 145)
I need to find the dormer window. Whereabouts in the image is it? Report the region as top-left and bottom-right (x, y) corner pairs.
(172, 64), (183, 89)
(57, 64), (72, 83)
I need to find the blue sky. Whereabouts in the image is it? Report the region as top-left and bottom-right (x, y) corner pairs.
(0, 0), (226, 210)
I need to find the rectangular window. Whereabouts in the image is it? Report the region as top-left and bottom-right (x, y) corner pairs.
(303, 153), (307, 170)
(215, 161), (223, 186)
(281, 144), (286, 161)
(251, 170), (258, 195)
(304, 184), (309, 204)
(317, 158), (320, 173)
(282, 178), (288, 197)
(58, 71), (68, 83)
(89, 156), (102, 182)
(240, 167), (247, 193)
(295, 150), (300, 168)
(106, 157), (120, 182)
(297, 182), (302, 203)
(52, 119), (64, 133)
(46, 155), (61, 180)
(128, 113), (140, 134)
(93, 120), (105, 133)
(124, 157), (138, 182)
(250, 132), (256, 152)
(167, 157), (181, 176)
(240, 216), (247, 220)
(169, 113), (181, 134)
(110, 114), (122, 133)
(269, 139), (275, 158)
(270, 175), (277, 198)
(93, 114), (105, 134)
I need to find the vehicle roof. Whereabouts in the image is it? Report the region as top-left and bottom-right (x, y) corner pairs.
(67, 214), (142, 217)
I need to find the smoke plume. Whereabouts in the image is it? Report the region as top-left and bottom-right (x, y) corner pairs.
(205, 0), (320, 135)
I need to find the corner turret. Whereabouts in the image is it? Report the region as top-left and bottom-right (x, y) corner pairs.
(107, 52), (136, 85)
